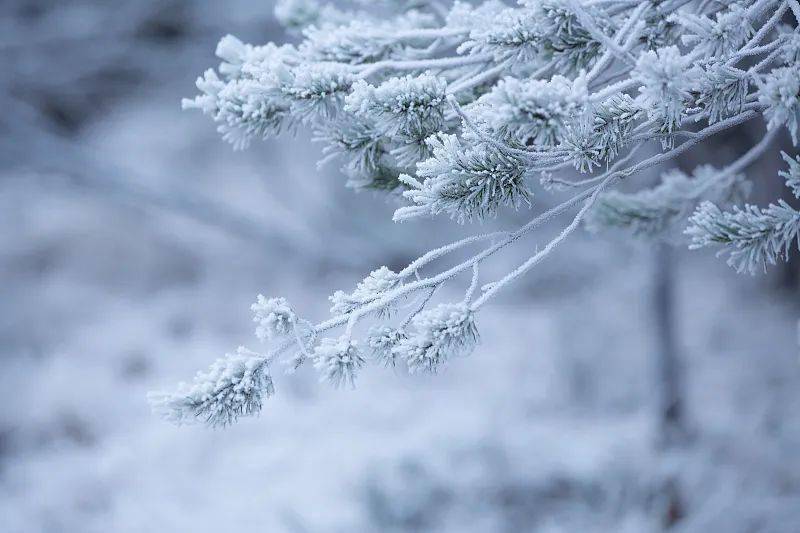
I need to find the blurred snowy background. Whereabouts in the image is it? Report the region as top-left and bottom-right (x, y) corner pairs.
(1, 1), (800, 531)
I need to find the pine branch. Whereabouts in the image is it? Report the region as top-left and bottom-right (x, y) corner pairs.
(150, 0), (800, 427)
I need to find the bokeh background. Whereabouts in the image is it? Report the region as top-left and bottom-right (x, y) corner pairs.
(2, 2), (799, 531)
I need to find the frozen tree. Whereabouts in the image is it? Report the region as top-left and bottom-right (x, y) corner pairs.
(151, 0), (800, 427)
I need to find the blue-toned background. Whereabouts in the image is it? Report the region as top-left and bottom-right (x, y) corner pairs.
(1, 2), (799, 531)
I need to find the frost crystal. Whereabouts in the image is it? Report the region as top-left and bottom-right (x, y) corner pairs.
(313, 336), (366, 388)
(686, 201), (800, 275)
(471, 75), (586, 146)
(532, 0), (612, 73)
(394, 303), (478, 374)
(329, 267), (400, 316)
(673, 5), (753, 58)
(394, 134), (531, 223)
(634, 46), (698, 143)
(367, 326), (407, 367)
(252, 295), (296, 341)
(301, 20), (406, 64)
(148, 347), (273, 427)
(181, 36), (300, 149)
(316, 116), (388, 186)
(215, 35), (297, 80)
(759, 67), (800, 145)
(780, 152), (800, 199)
(694, 63), (749, 124)
(346, 74), (447, 140)
(589, 94), (640, 162)
(281, 63), (354, 122)
(461, 7), (542, 64)
(556, 95), (642, 173)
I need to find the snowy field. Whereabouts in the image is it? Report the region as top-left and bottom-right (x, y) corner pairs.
(2, 2), (800, 532)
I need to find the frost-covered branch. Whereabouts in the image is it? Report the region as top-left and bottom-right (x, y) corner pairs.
(151, 0), (800, 427)
(685, 147), (800, 274)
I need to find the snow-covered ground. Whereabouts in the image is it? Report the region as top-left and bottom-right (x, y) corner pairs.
(2, 2), (799, 532)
